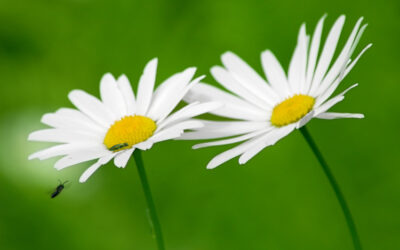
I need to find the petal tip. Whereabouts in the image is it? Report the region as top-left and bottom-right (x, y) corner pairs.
(193, 75), (206, 83)
(261, 49), (272, 57)
(181, 67), (197, 80)
(206, 161), (218, 169)
(143, 58), (158, 73)
(148, 57), (158, 67)
(210, 66), (218, 74)
(68, 89), (84, 100)
(221, 51), (237, 61)
(27, 132), (38, 141)
(206, 165), (215, 170)
(101, 73), (115, 81)
(117, 74), (128, 81)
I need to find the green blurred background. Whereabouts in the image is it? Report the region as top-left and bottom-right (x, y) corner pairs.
(0, 0), (399, 249)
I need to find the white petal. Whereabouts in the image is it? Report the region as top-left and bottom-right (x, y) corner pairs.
(178, 120), (270, 140)
(316, 43), (371, 107)
(315, 74), (343, 107)
(211, 66), (271, 110)
(136, 58), (158, 115)
(184, 83), (266, 121)
(316, 83), (358, 110)
(260, 50), (290, 98)
(100, 73), (127, 118)
(28, 128), (101, 143)
(114, 148), (134, 168)
(117, 74), (136, 115)
(150, 69), (199, 122)
(79, 154), (114, 183)
(150, 120), (204, 143)
(41, 110), (104, 134)
(192, 129), (269, 149)
(206, 134), (271, 169)
(156, 101), (198, 128)
(314, 95), (344, 116)
(54, 147), (110, 170)
(221, 51), (279, 105)
(296, 110), (315, 129)
(288, 24), (308, 94)
(305, 15), (326, 93)
(68, 90), (116, 127)
(156, 75), (205, 123)
(28, 143), (99, 160)
(238, 143), (266, 165)
(349, 23), (368, 56)
(147, 68), (196, 120)
(342, 44), (372, 78)
(316, 83), (360, 117)
(157, 102), (222, 131)
(79, 162), (102, 183)
(57, 109), (105, 130)
(239, 124), (295, 164)
(315, 17), (364, 97)
(134, 141), (153, 150)
(309, 15), (345, 95)
(317, 112), (364, 119)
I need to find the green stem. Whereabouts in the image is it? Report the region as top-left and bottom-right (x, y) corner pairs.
(299, 126), (362, 250)
(133, 150), (165, 250)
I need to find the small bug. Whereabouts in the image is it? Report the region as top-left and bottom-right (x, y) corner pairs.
(51, 180), (69, 199)
(109, 143), (128, 151)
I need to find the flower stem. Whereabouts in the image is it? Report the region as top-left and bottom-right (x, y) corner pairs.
(299, 126), (362, 250)
(133, 150), (165, 250)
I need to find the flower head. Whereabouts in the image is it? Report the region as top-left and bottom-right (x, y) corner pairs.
(28, 58), (220, 182)
(181, 15), (371, 169)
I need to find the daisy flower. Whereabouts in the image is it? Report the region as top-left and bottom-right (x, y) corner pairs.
(182, 15), (372, 169)
(28, 58), (220, 182)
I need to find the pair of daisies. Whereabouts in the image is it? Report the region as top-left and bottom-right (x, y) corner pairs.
(29, 16), (371, 182)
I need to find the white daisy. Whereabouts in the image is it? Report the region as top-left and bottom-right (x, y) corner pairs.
(28, 58), (220, 182)
(181, 15), (372, 169)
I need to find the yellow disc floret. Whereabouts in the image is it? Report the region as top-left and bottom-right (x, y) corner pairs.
(104, 115), (157, 152)
(270, 95), (315, 127)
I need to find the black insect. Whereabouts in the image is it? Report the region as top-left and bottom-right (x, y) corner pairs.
(109, 143), (128, 151)
(51, 180), (69, 198)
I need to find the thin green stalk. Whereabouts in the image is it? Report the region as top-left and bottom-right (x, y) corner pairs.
(133, 150), (165, 250)
(299, 126), (362, 250)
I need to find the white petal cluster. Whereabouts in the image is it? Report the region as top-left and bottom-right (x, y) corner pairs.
(29, 59), (220, 182)
(181, 15), (371, 169)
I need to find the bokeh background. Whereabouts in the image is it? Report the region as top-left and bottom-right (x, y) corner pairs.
(1, 0), (399, 249)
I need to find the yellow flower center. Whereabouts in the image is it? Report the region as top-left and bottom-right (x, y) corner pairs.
(104, 115), (157, 152)
(270, 95), (315, 127)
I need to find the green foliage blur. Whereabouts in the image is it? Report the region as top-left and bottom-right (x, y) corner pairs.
(0, 0), (399, 249)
